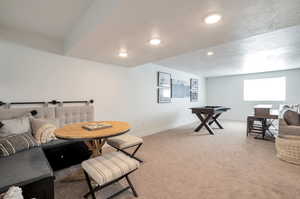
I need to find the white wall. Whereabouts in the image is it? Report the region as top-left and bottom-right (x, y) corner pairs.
(206, 69), (300, 121)
(0, 40), (206, 136)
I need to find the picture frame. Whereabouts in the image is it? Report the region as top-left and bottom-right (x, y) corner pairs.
(172, 79), (190, 98)
(190, 78), (199, 102)
(157, 72), (171, 87)
(190, 92), (198, 102)
(190, 79), (198, 91)
(158, 87), (171, 103)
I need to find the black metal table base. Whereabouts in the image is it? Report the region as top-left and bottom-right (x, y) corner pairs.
(194, 113), (224, 135)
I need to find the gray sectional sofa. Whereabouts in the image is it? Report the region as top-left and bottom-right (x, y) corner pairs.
(0, 148), (54, 199)
(0, 105), (94, 199)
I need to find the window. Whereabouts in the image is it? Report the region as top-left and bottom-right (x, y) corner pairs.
(243, 77), (286, 101)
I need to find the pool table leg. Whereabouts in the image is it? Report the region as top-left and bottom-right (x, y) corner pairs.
(208, 113), (223, 129)
(195, 113), (214, 135)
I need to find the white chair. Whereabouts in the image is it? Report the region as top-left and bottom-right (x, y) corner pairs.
(82, 152), (140, 199)
(107, 134), (143, 162)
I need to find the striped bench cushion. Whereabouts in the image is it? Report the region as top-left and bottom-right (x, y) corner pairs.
(82, 152), (139, 186)
(107, 135), (143, 149)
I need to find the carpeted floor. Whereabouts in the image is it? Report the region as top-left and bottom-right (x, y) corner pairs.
(55, 121), (300, 199)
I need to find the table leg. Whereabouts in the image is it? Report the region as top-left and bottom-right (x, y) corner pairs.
(195, 113), (206, 132)
(88, 138), (107, 157)
(195, 113), (214, 135)
(208, 113), (223, 129)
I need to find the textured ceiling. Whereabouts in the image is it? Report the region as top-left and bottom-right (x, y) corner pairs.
(0, 0), (92, 39)
(65, 0), (300, 68)
(0, 0), (300, 77)
(156, 25), (300, 77)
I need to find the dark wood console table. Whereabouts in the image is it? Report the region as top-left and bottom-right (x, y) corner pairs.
(190, 106), (231, 135)
(247, 105), (279, 140)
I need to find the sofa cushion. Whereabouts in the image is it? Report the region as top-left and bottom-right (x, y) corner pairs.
(82, 152), (139, 186)
(0, 147), (53, 193)
(284, 110), (300, 126)
(30, 118), (58, 144)
(107, 134), (143, 149)
(0, 114), (31, 137)
(0, 107), (55, 121)
(55, 106), (94, 127)
(0, 133), (39, 157)
(279, 123), (300, 137)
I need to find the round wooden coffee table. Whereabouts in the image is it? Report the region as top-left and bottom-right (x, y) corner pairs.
(54, 121), (131, 182)
(55, 121), (131, 156)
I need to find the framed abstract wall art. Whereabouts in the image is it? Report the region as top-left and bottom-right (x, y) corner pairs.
(190, 78), (199, 102)
(158, 87), (171, 103)
(157, 72), (171, 87)
(172, 79), (190, 98)
(157, 72), (171, 103)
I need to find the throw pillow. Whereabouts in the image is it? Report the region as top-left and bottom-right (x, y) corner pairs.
(280, 107), (294, 119)
(2, 186), (23, 199)
(284, 110), (300, 126)
(0, 133), (39, 157)
(279, 104), (290, 118)
(0, 114), (32, 137)
(30, 118), (58, 144)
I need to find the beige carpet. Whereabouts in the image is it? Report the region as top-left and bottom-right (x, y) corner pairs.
(55, 121), (300, 199)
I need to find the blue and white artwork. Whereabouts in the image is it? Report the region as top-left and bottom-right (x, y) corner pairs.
(171, 79), (190, 98)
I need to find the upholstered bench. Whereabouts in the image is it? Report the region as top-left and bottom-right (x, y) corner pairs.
(0, 147), (54, 199)
(82, 152), (140, 199)
(107, 134), (143, 162)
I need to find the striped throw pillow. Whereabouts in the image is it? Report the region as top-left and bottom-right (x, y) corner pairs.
(0, 133), (39, 157)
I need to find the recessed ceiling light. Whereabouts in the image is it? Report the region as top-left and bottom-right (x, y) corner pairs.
(149, 38), (161, 46)
(118, 51), (128, 58)
(207, 51), (214, 56)
(204, 14), (222, 24)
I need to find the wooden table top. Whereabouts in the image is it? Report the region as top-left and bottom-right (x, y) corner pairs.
(253, 109), (279, 119)
(54, 121), (131, 140)
(191, 106), (231, 114)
